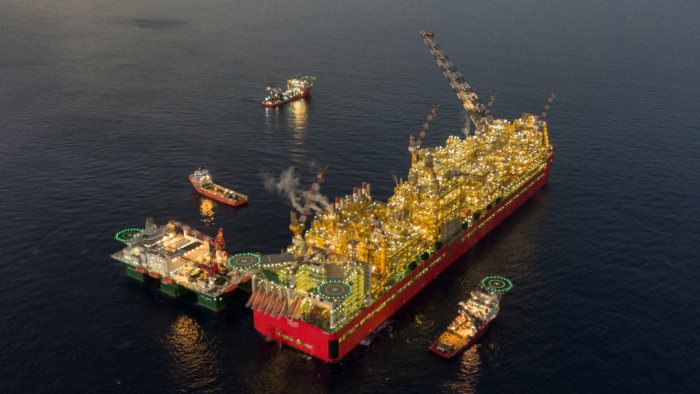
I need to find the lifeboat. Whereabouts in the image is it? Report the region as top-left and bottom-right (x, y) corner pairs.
(135, 267), (148, 274)
(246, 287), (263, 308)
(224, 284), (238, 293)
(253, 289), (267, 309)
(162, 277), (176, 285)
(288, 296), (302, 318)
(265, 293), (280, 315)
(273, 297), (287, 318)
(148, 272), (162, 280)
(259, 292), (274, 312)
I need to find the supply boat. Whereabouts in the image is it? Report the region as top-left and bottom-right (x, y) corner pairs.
(247, 31), (558, 361)
(111, 218), (254, 311)
(261, 74), (315, 107)
(190, 167), (248, 207)
(429, 276), (512, 358)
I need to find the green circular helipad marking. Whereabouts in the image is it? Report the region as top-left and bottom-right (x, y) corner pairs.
(481, 276), (513, 292)
(318, 281), (352, 300)
(228, 253), (260, 270)
(116, 228), (142, 242)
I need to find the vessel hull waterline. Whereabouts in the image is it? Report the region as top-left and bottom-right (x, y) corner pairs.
(254, 154), (554, 361)
(261, 88), (311, 107)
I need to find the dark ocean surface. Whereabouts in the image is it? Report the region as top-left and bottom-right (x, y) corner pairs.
(2, 0), (699, 392)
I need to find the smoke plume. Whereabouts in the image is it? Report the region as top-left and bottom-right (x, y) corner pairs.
(460, 110), (471, 138)
(261, 166), (330, 214)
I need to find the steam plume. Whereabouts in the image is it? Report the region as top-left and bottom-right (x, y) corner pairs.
(460, 110), (471, 138)
(261, 166), (330, 214)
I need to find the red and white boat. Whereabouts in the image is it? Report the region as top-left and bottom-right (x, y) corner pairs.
(261, 75), (315, 107)
(189, 168), (248, 207)
(429, 276), (512, 358)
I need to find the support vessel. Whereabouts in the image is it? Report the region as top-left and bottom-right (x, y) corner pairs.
(261, 74), (315, 107)
(429, 276), (512, 358)
(190, 167), (248, 207)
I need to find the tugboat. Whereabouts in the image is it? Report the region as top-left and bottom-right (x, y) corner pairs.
(429, 277), (513, 359)
(190, 167), (248, 207)
(261, 74), (315, 107)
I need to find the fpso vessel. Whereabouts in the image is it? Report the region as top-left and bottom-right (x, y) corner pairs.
(261, 74), (315, 107)
(248, 31), (558, 361)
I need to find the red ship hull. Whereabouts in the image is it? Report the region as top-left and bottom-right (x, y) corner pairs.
(429, 318), (495, 359)
(261, 88), (311, 107)
(255, 154), (554, 361)
(189, 177), (248, 207)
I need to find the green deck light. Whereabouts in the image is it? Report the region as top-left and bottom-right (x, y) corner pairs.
(115, 228), (142, 242)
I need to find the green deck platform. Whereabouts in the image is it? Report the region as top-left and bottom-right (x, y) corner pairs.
(196, 292), (226, 311)
(124, 264), (148, 281)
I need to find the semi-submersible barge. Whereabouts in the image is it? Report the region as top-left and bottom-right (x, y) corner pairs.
(250, 31), (557, 361)
(112, 219), (254, 311)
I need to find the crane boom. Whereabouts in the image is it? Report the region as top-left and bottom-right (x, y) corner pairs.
(299, 164), (329, 223)
(170, 220), (213, 243)
(539, 87), (558, 123)
(409, 103), (439, 164)
(417, 103), (440, 150)
(484, 91), (497, 118)
(420, 30), (493, 130)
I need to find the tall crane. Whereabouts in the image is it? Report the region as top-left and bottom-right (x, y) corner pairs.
(290, 164), (329, 237)
(409, 103), (440, 164)
(212, 228), (225, 250)
(420, 30), (493, 131)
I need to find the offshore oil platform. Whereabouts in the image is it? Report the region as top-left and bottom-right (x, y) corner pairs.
(112, 30), (557, 360)
(249, 31), (557, 360)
